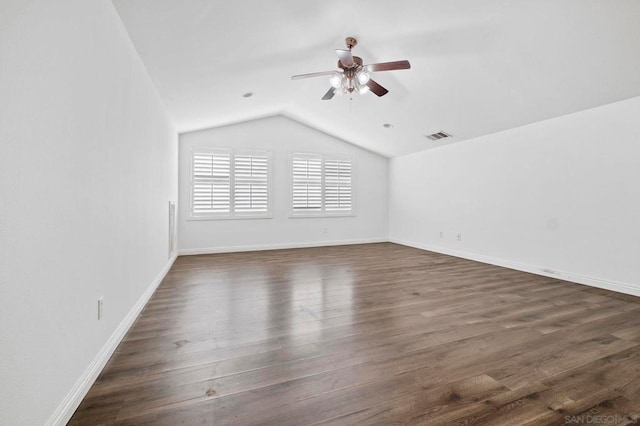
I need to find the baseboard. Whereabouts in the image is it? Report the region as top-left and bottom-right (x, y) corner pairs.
(179, 238), (388, 256)
(46, 253), (178, 426)
(390, 237), (640, 298)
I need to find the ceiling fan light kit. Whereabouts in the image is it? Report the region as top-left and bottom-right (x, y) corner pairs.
(292, 37), (411, 100)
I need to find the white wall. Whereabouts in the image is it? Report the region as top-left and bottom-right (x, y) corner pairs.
(179, 115), (388, 253)
(0, 1), (178, 425)
(390, 97), (640, 296)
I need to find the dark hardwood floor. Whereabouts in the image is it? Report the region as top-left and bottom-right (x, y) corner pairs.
(70, 243), (640, 425)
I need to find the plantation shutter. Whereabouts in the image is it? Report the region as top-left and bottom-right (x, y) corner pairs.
(324, 159), (352, 213)
(191, 149), (231, 216)
(292, 154), (322, 213)
(234, 152), (269, 214)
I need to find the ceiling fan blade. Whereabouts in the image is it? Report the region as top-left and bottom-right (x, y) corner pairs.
(322, 87), (336, 100)
(336, 49), (354, 67)
(364, 60), (411, 73)
(366, 79), (389, 97)
(291, 70), (339, 80)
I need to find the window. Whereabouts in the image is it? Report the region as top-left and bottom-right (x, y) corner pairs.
(291, 153), (354, 216)
(291, 154), (322, 213)
(192, 149), (231, 216)
(324, 159), (353, 213)
(190, 148), (271, 219)
(233, 153), (269, 214)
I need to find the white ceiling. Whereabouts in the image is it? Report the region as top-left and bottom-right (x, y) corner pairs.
(113, 0), (640, 157)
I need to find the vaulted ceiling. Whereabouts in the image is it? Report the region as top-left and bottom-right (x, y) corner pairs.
(113, 0), (640, 157)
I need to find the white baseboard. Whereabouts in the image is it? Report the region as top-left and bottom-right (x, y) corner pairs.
(179, 238), (387, 256)
(46, 253), (178, 426)
(390, 238), (640, 298)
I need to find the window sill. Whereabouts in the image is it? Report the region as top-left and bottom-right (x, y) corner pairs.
(288, 213), (356, 219)
(188, 215), (273, 221)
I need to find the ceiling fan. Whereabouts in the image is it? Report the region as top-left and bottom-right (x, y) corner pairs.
(291, 37), (411, 100)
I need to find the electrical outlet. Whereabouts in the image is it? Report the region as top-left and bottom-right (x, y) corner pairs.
(439, 231), (444, 239)
(98, 297), (104, 320)
(457, 233), (462, 241)
(323, 227), (328, 234)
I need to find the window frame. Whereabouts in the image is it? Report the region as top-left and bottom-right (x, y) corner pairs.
(289, 152), (356, 218)
(189, 147), (272, 221)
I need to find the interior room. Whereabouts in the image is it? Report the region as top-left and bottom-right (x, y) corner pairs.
(1, 0), (640, 424)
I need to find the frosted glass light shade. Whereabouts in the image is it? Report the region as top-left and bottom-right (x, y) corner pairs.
(357, 72), (370, 84)
(330, 75), (342, 88)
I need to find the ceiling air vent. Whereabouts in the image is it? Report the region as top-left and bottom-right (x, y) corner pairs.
(426, 131), (452, 141)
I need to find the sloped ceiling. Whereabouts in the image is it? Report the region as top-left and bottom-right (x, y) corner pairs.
(113, 0), (640, 157)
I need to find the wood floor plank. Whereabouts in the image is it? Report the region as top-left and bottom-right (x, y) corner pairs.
(69, 243), (640, 425)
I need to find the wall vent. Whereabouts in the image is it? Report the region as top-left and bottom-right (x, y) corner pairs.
(426, 131), (452, 141)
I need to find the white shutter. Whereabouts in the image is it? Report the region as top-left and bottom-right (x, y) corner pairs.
(234, 152), (269, 214)
(292, 155), (322, 213)
(324, 159), (352, 213)
(191, 150), (231, 216)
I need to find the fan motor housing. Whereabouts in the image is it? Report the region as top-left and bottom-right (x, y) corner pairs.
(337, 56), (363, 74)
